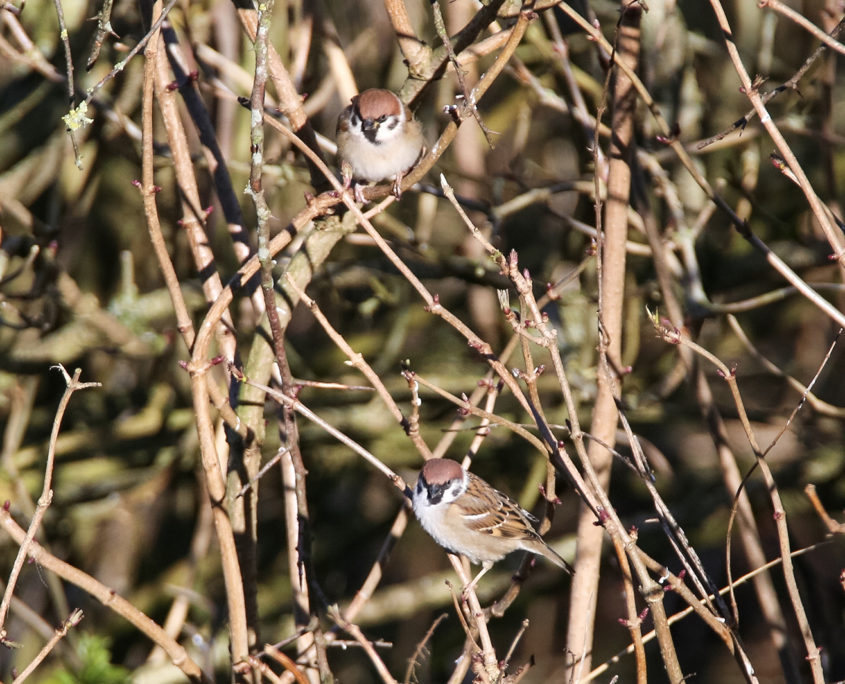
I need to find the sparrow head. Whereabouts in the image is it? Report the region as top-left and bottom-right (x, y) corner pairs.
(415, 459), (468, 506)
(347, 89), (407, 145)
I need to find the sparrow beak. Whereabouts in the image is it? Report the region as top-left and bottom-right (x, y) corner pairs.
(421, 480), (447, 505)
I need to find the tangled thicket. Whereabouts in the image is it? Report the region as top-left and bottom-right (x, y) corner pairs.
(1, 0), (845, 682)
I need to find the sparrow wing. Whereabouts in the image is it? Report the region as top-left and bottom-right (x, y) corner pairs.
(453, 472), (542, 541)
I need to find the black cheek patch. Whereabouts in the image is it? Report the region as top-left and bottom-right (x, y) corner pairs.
(426, 483), (446, 505)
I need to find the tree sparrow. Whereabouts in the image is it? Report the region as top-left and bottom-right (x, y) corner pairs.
(412, 458), (574, 593)
(336, 88), (424, 203)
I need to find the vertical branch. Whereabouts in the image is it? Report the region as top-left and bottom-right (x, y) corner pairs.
(441, 0), (501, 348)
(238, 7), (328, 189)
(0, 377), (71, 625)
(52, 0), (81, 164)
(153, 35), (237, 364)
(161, 28), (269, 641)
(446, 558), (500, 682)
(245, 0), (279, 660)
(85, 0), (116, 69)
(51, 0), (73, 102)
(566, 1), (643, 676)
(279, 448), (318, 672)
(383, 0), (430, 77)
(247, 1), (327, 677)
(139, 1), (251, 668)
(609, 531), (647, 684)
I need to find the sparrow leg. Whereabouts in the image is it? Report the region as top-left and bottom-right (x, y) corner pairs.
(354, 182), (366, 204)
(462, 562), (492, 598)
(340, 160), (365, 203)
(394, 148), (424, 198)
(392, 171), (404, 200)
(340, 160), (353, 191)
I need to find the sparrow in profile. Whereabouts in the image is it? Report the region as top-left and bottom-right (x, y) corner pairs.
(411, 458), (573, 593)
(336, 88), (424, 203)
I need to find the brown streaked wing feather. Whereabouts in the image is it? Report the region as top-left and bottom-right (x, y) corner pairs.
(452, 473), (542, 541)
(336, 106), (353, 134)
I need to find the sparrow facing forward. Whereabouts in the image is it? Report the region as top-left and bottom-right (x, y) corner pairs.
(336, 88), (424, 202)
(412, 458), (574, 592)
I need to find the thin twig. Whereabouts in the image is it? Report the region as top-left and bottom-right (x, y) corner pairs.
(758, 0), (845, 54)
(0, 366), (99, 643)
(404, 613), (447, 684)
(262, 644), (310, 684)
(84, 0), (179, 106)
(285, 275), (432, 460)
(85, 0), (117, 70)
(587, 542), (826, 681)
(237, 373), (410, 496)
(431, 0), (495, 147)
(236, 448), (288, 497)
(651, 313), (824, 682)
(51, 0), (79, 166)
(707, 0), (844, 270)
(328, 606), (399, 684)
(803, 485), (845, 535)
(0, 510), (207, 682)
(11, 609), (83, 684)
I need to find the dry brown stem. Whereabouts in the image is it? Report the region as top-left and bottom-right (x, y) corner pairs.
(0, 510), (208, 682)
(0, 366), (98, 643)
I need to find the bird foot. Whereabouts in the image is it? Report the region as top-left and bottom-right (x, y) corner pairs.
(392, 173), (404, 200)
(354, 182), (366, 204)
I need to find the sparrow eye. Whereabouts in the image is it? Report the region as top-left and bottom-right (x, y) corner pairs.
(376, 115), (387, 123)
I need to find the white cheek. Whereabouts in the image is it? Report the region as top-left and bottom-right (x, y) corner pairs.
(374, 121), (403, 143)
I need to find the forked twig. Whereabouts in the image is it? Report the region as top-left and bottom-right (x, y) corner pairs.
(11, 609), (83, 684)
(0, 366), (99, 644)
